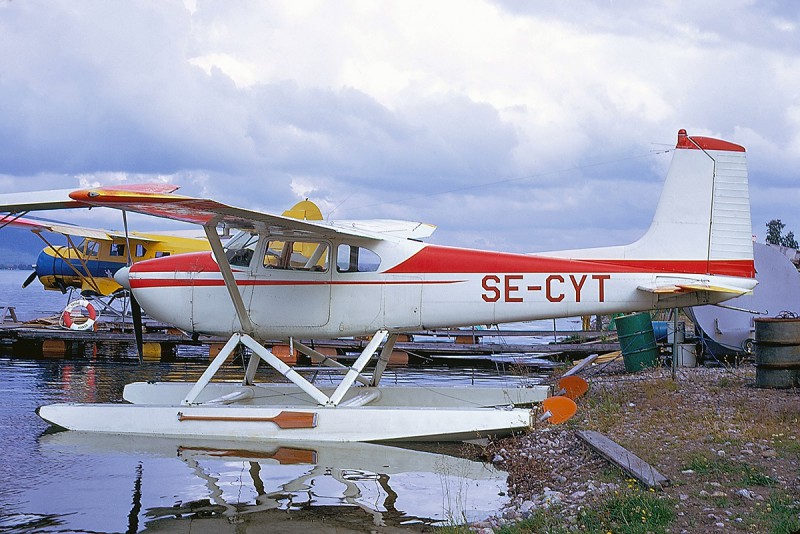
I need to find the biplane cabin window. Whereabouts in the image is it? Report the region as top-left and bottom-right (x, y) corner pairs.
(336, 244), (380, 273)
(82, 240), (99, 257)
(224, 231), (259, 267)
(110, 243), (125, 257)
(154, 251), (170, 258)
(135, 244), (147, 258)
(263, 240), (329, 271)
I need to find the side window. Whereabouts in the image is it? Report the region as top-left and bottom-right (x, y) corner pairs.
(264, 240), (329, 271)
(336, 244), (380, 273)
(83, 240), (99, 257)
(135, 244), (147, 258)
(155, 251), (170, 258)
(110, 243), (125, 257)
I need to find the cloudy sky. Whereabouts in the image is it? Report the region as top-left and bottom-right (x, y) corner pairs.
(1, 0), (799, 253)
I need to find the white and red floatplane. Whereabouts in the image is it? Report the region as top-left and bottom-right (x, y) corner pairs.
(2, 129), (757, 441)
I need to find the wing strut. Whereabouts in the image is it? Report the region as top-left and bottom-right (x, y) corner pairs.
(202, 222), (254, 334)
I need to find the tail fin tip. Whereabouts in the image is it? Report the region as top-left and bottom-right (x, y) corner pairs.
(676, 129), (745, 153)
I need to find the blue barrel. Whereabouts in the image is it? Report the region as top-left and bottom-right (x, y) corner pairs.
(616, 312), (658, 372)
(652, 321), (685, 343)
(652, 321), (669, 342)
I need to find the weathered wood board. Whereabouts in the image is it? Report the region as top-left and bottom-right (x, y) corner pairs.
(577, 430), (670, 489)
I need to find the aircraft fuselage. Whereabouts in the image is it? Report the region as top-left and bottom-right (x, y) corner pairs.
(125, 237), (756, 339)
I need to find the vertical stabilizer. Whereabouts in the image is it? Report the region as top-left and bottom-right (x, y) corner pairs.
(625, 129), (751, 267)
(554, 130), (753, 278)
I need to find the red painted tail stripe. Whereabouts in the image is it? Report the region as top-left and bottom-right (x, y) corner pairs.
(384, 246), (755, 278)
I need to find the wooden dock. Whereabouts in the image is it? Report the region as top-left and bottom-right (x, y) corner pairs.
(0, 319), (619, 364)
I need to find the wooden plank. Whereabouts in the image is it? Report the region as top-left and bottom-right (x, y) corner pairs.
(577, 430), (670, 489)
(562, 353), (599, 377)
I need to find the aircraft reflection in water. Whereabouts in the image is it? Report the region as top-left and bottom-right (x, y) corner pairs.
(39, 432), (507, 530)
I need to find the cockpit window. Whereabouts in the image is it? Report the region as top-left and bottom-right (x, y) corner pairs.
(336, 244), (380, 272)
(264, 240), (329, 271)
(224, 231), (259, 267)
(110, 243), (126, 257)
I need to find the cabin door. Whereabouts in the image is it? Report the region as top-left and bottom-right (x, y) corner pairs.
(246, 239), (332, 328)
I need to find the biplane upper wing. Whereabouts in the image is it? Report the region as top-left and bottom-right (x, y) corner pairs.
(65, 185), (436, 241)
(0, 215), (162, 242)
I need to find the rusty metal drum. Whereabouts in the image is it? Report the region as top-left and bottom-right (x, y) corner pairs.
(754, 317), (800, 388)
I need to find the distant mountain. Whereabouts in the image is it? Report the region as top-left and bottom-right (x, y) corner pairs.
(0, 227), (66, 269)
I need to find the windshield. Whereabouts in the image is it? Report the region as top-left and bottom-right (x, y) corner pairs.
(224, 231), (259, 267)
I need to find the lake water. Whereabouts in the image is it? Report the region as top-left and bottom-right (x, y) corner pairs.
(0, 359), (518, 532)
(0, 270), (561, 532)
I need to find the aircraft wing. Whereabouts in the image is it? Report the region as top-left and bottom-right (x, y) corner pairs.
(332, 219), (436, 240)
(66, 185), (436, 241)
(637, 280), (752, 296)
(0, 184), (180, 214)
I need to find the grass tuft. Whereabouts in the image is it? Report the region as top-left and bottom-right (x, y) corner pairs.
(752, 493), (800, 534)
(685, 455), (775, 487)
(578, 487), (674, 534)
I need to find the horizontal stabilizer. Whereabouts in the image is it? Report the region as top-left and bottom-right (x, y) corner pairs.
(637, 281), (750, 296)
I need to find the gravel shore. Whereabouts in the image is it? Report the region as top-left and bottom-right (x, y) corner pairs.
(474, 362), (800, 533)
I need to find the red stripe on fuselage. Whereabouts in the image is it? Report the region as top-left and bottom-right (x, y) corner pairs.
(384, 246), (756, 278)
(129, 247), (756, 282)
(131, 252), (220, 272)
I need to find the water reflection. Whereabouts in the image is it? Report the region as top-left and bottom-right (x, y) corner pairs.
(0, 358), (514, 532)
(36, 433), (507, 532)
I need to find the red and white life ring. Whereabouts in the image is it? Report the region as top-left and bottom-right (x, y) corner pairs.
(61, 299), (97, 331)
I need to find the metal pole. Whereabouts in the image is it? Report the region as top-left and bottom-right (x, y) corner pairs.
(672, 307), (678, 380)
